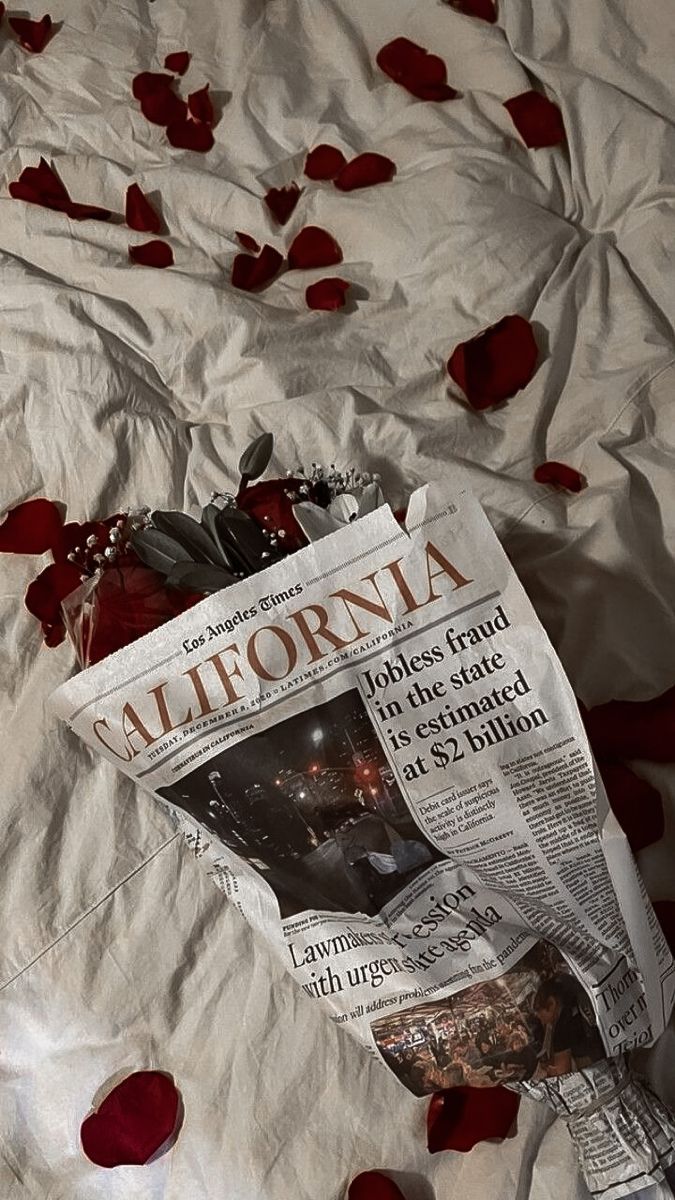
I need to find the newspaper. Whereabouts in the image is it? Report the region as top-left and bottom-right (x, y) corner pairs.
(50, 483), (675, 1196)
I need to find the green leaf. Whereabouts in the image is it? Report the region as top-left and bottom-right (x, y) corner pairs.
(130, 527), (194, 576)
(238, 432), (273, 482)
(166, 561), (237, 594)
(151, 510), (222, 565)
(201, 503), (246, 573)
(214, 506), (277, 571)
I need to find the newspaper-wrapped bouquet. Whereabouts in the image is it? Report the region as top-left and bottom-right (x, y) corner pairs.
(3, 434), (675, 1197)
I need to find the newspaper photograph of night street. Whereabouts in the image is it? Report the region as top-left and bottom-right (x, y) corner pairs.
(159, 688), (442, 917)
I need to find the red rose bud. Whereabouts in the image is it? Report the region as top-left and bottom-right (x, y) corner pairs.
(304, 144), (348, 180)
(427, 1086), (520, 1153)
(264, 183), (302, 225)
(447, 314), (538, 409)
(80, 1071), (180, 1167)
(504, 91), (566, 148)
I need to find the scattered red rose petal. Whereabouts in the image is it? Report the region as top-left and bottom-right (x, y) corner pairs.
(164, 51), (190, 75)
(129, 240), (174, 268)
(187, 84), (214, 124)
(9, 158), (111, 222)
(0, 498), (63, 554)
(125, 183), (161, 234)
(348, 1171), (406, 1200)
(132, 72), (175, 100)
(334, 152), (396, 192)
(167, 118), (214, 151)
(231, 244), (284, 291)
(376, 37), (458, 102)
(288, 226), (343, 270)
(427, 1086), (520, 1153)
(447, 314), (538, 409)
(264, 183), (302, 225)
(140, 87), (188, 127)
(236, 231), (260, 253)
(9, 14), (52, 52)
(25, 562), (83, 627)
(654, 902), (675, 956)
(504, 91), (566, 148)
(583, 687), (675, 764)
(446, 0), (497, 21)
(534, 461), (586, 493)
(599, 762), (664, 853)
(304, 144), (347, 180)
(306, 277), (350, 311)
(80, 1071), (180, 1168)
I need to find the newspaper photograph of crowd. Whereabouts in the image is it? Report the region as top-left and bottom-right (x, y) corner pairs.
(159, 688), (442, 917)
(371, 941), (605, 1094)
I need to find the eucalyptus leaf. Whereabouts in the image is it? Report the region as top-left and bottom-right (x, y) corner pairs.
(166, 561), (237, 594)
(201, 503), (245, 573)
(238, 431), (273, 483)
(215, 506), (277, 571)
(151, 510), (222, 566)
(131, 527), (195, 576)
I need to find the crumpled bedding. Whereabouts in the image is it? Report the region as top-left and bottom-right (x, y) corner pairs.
(0, 0), (673, 1196)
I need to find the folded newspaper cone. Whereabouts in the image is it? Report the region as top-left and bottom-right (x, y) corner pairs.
(50, 484), (675, 1196)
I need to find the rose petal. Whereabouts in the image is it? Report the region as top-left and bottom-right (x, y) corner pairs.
(81, 1071), (180, 1168)
(140, 88), (188, 127)
(334, 152), (396, 191)
(534, 461), (586, 493)
(166, 118), (214, 151)
(129, 240), (174, 268)
(125, 183), (162, 234)
(9, 14), (52, 52)
(231, 244), (284, 291)
(376, 37), (458, 102)
(288, 225), (343, 270)
(446, 0), (497, 21)
(264, 183), (302, 225)
(164, 51), (190, 75)
(66, 201), (112, 221)
(348, 1172), (406, 1200)
(187, 84), (214, 124)
(306, 277), (350, 310)
(583, 687), (675, 764)
(0, 498), (63, 554)
(427, 1086), (520, 1153)
(304, 144), (347, 180)
(447, 314), (538, 409)
(9, 158), (110, 221)
(599, 762), (664, 853)
(504, 91), (566, 148)
(132, 71), (175, 100)
(43, 621), (66, 647)
(653, 902), (675, 955)
(25, 562), (82, 626)
(236, 231), (260, 253)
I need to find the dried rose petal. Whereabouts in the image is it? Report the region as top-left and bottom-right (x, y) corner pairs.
(264, 183), (302, 225)
(164, 51), (190, 75)
(288, 226), (342, 270)
(187, 84), (214, 124)
(236, 231), (260, 253)
(427, 1086), (520, 1153)
(348, 1172), (406, 1200)
(599, 762), (664, 853)
(504, 91), (566, 148)
(0, 498), (63, 554)
(376, 37), (457, 102)
(306, 277), (350, 311)
(166, 118), (214, 151)
(534, 461), (586, 493)
(140, 88), (188, 127)
(125, 184), (161, 234)
(231, 244), (284, 291)
(9, 14), (52, 52)
(129, 240), (174, 268)
(447, 314), (538, 409)
(334, 153), (396, 192)
(654, 902), (675, 955)
(132, 71), (175, 100)
(583, 687), (675, 764)
(304, 144), (347, 180)
(25, 562), (82, 627)
(80, 1071), (180, 1168)
(446, 0), (497, 21)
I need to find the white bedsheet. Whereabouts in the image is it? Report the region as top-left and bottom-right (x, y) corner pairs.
(1, 1), (674, 1196)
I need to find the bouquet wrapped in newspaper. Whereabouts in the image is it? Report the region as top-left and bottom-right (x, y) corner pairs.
(44, 446), (675, 1199)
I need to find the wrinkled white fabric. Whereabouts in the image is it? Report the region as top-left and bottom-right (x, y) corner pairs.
(0, 0), (673, 1196)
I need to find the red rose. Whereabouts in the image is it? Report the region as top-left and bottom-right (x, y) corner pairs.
(236, 478), (313, 552)
(78, 564), (201, 665)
